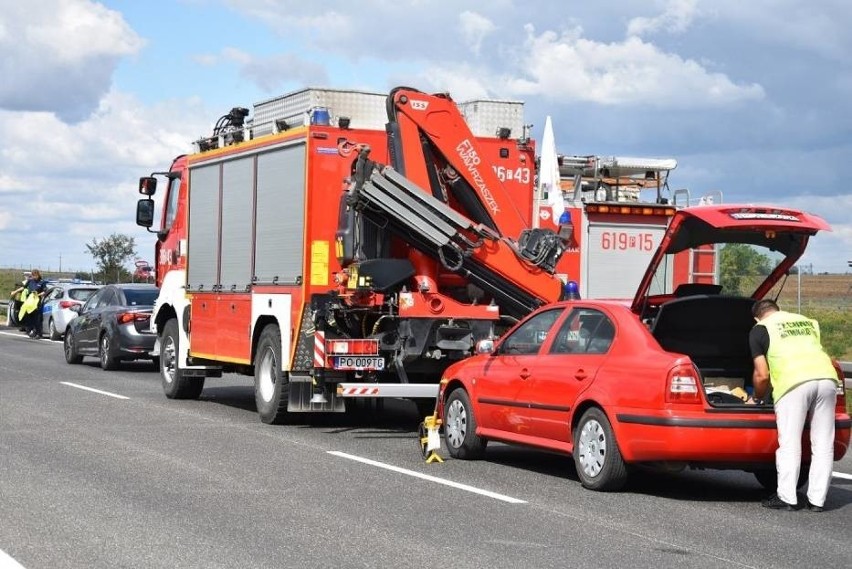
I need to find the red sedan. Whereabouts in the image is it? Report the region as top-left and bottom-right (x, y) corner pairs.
(437, 205), (851, 491)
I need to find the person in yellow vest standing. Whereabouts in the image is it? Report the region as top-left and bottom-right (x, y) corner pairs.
(748, 299), (841, 512)
(18, 269), (47, 338)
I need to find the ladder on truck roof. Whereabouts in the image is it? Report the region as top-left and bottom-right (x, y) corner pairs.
(347, 153), (557, 319)
(673, 188), (724, 286)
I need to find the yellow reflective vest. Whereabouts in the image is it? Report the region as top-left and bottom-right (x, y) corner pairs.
(758, 311), (839, 402)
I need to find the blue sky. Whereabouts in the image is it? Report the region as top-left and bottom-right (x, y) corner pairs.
(1, 0), (850, 275)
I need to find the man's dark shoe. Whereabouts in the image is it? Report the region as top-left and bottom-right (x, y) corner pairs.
(762, 494), (799, 511)
(805, 500), (824, 512)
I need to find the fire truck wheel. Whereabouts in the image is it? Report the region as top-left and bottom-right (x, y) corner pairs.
(161, 318), (204, 399)
(254, 324), (291, 424)
(443, 388), (487, 459)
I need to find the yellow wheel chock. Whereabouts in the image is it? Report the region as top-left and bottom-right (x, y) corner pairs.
(418, 414), (444, 463)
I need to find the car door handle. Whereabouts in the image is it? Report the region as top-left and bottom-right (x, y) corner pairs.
(519, 369), (531, 380)
(574, 369), (588, 381)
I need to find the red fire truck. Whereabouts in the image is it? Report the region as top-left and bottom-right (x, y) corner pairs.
(544, 155), (719, 300)
(136, 87), (575, 423)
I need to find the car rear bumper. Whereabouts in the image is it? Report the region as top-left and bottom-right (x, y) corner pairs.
(115, 325), (157, 358)
(613, 409), (851, 463)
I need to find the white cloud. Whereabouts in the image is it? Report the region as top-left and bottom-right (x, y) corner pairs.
(0, 90), (210, 270)
(706, 0), (852, 61)
(500, 25), (765, 108)
(0, 0), (143, 121)
(459, 11), (497, 56)
(0, 210), (11, 230)
(627, 0), (700, 37)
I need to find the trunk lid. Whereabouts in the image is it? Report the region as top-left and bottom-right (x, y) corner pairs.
(631, 204), (831, 314)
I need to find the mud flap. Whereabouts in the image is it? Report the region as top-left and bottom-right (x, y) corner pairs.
(287, 375), (345, 412)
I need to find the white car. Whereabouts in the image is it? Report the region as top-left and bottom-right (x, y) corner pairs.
(40, 282), (102, 340)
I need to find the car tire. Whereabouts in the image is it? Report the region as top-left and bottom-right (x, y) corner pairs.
(573, 407), (628, 491)
(48, 318), (61, 341)
(99, 332), (120, 370)
(443, 388), (487, 459)
(254, 324), (292, 425)
(7, 299), (19, 327)
(64, 329), (83, 364)
(160, 318), (204, 399)
(753, 464), (809, 491)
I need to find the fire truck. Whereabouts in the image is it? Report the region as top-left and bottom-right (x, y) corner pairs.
(543, 155), (719, 300)
(136, 87), (572, 423)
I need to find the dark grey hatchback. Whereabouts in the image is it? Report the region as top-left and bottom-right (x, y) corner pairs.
(64, 283), (159, 370)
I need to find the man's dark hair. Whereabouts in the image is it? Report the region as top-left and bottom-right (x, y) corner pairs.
(752, 299), (779, 319)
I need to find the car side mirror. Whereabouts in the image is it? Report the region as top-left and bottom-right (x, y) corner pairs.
(475, 339), (495, 355)
(70, 304), (81, 313)
(136, 198), (155, 228)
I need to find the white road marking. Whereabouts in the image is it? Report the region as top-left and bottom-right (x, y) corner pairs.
(60, 382), (129, 400)
(832, 471), (852, 480)
(0, 548), (27, 568)
(0, 331), (50, 341)
(328, 450), (527, 504)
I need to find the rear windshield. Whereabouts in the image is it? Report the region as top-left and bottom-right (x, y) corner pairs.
(69, 288), (98, 302)
(124, 289), (158, 306)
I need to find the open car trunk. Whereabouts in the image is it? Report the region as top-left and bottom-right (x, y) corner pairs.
(651, 295), (762, 407)
(631, 205), (832, 407)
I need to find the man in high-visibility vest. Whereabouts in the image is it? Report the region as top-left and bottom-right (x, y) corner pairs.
(749, 299), (841, 512)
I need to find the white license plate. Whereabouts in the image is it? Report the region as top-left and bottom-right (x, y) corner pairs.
(332, 356), (385, 371)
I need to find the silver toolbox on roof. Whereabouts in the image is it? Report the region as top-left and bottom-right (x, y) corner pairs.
(457, 99), (525, 139)
(251, 88), (388, 135)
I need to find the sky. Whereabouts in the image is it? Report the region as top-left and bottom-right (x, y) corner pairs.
(1, 0), (850, 275)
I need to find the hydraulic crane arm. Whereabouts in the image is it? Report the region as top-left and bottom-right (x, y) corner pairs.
(347, 151), (564, 319)
(385, 87), (531, 240)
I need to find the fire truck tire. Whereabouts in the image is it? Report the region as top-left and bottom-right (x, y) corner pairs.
(443, 388), (487, 459)
(254, 324), (291, 425)
(161, 318), (204, 399)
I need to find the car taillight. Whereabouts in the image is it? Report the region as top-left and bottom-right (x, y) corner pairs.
(118, 312), (150, 324)
(59, 300), (77, 309)
(666, 363), (702, 404)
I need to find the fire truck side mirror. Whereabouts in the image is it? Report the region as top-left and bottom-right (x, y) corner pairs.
(139, 176), (158, 196)
(136, 198), (155, 228)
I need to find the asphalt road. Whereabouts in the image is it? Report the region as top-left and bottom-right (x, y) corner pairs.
(1, 328), (851, 569)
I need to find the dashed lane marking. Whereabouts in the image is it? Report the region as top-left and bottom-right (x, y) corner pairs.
(60, 382), (129, 400)
(0, 548), (27, 568)
(328, 450), (526, 504)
